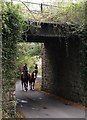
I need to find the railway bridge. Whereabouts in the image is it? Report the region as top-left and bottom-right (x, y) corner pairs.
(23, 20), (85, 104)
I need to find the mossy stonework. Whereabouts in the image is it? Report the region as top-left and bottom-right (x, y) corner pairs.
(42, 36), (85, 105)
(41, 25), (87, 106)
(26, 20), (87, 106)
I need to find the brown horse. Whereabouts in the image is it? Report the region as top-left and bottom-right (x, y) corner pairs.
(34, 69), (38, 78)
(29, 70), (37, 90)
(21, 71), (30, 91)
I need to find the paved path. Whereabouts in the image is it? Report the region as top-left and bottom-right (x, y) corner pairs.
(16, 78), (85, 118)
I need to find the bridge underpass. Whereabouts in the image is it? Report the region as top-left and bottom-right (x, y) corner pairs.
(23, 21), (85, 104)
(16, 21), (85, 118)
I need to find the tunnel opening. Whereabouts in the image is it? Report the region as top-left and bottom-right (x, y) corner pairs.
(15, 28), (86, 119)
(18, 33), (84, 104)
(16, 42), (43, 91)
(16, 21), (85, 105)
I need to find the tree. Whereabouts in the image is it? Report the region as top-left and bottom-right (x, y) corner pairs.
(16, 42), (42, 77)
(43, 1), (85, 26)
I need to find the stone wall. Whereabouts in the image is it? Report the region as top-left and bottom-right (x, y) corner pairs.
(42, 36), (85, 104)
(25, 20), (86, 105)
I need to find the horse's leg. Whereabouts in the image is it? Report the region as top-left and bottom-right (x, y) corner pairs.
(25, 79), (28, 91)
(26, 80), (28, 89)
(27, 80), (28, 88)
(24, 80), (27, 91)
(36, 73), (37, 78)
(21, 80), (23, 90)
(32, 82), (35, 90)
(30, 82), (32, 90)
(29, 80), (32, 90)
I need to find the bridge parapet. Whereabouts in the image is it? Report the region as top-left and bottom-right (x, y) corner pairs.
(24, 20), (77, 42)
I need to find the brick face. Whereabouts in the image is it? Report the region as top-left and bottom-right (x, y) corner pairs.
(42, 36), (85, 104)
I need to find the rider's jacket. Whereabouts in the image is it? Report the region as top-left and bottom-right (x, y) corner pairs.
(22, 65), (28, 72)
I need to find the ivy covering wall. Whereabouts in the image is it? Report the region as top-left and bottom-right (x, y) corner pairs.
(2, 2), (25, 118)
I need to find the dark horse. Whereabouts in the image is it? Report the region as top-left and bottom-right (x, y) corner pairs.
(21, 71), (30, 91)
(29, 70), (37, 90)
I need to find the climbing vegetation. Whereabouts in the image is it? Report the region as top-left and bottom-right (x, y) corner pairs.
(19, 0), (85, 27)
(44, 1), (85, 26)
(2, 2), (25, 118)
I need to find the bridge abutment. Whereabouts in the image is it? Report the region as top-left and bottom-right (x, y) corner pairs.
(24, 21), (86, 105)
(42, 36), (85, 104)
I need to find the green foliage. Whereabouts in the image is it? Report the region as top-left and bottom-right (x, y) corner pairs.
(2, 2), (25, 81)
(16, 42), (42, 77)
(2, 2), (25, 118)
(43, 1), (85, 26)
(12, 1), (85, 27)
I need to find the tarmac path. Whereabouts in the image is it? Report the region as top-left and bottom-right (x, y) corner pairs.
(16, 77), (85, 118)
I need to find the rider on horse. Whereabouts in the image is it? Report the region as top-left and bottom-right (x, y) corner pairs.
(22, 63), (28, 72)
(21, 63), (29, 91)
(29, 64), (38, 90)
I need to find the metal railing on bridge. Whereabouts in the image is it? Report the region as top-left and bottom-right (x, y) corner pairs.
(8, 0), (67, 21)
(10, 0), (60, 13)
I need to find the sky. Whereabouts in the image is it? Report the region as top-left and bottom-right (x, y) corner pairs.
(5, 0), (79, 11)
(5, 0), (52, 3)
(5, 0), (53, 10)
(5, 0), (55, 11)
(5, 0), (78, 4)
(25, 0), (51, 3)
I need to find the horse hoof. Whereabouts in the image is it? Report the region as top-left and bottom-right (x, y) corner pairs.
(24, 89), (26, 91)
(25, 88), (28, 92)
(30, 88), (32, 90)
